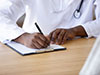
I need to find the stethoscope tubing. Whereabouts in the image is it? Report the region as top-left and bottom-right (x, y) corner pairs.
(74, 0), (84, 18)
(79, 0), (84, 11)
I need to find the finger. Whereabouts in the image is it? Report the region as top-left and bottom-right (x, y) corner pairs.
(25, 42), (37, 49)
(32, 33), (49, 48)
(56, 30), (66, 45)
(48, 32), (52, 40)
(46, 35), (50, 45)
(62, 32), (68, 44)
(35, 36), (48, 48)
(30, 44), (37, 49)
(46, 35), (50, 41)
(38, 33), (50, 44)
(51, 29), (61, 43)
(67, 33), (75, 40)
(62, 33), (72, 44)
(32, 40), (44, 49)
(48, 30), (56, 41)
(48, 32), (54, 44)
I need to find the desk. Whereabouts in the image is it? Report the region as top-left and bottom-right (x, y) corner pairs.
(0, 38), (96, 75)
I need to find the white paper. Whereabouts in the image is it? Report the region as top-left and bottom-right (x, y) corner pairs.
(6, 41), (66, 55)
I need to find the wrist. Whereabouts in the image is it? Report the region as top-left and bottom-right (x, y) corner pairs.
(71, 26), (88, 37)
(13, 33), (29, 43)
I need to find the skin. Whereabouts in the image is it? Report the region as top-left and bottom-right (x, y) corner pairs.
(48, 25), (88, 45)
(14, 33), (50, 49)
(14, 25), (87, 49)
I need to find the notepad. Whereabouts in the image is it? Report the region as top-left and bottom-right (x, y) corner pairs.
(5, 41), (66, 56)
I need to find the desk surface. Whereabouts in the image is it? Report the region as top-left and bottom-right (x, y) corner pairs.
(0, 38), (96, 75)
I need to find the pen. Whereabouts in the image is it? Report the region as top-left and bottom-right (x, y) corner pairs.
(35, 22), (50, 46)
(35, 22), (44, 35)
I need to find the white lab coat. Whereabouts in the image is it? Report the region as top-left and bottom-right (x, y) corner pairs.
(0, 0), (100, 43)
(79, 36), (100, 75)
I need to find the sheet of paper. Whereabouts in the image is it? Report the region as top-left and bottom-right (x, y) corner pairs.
(5, 41), (66, 55)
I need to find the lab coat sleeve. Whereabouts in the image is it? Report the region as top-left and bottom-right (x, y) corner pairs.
(0, 0), (25, 43)
(79, 36), (100, 75)
(81, 0), (100, 38)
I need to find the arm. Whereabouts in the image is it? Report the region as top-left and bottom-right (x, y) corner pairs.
(49, 0), (100, 45)
(0, 0), (25, 42)
(49, 26), (87, 45)
(0, 0), (50, 49)
(81, 0), (100, 38)
(79, 36), (100, 75)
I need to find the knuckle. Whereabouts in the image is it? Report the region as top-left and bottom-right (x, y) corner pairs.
(56, 29), (61, 32)
(34, 35), (38, 39)
(34, 33), (40, 36)
(56, 29), (59, 31)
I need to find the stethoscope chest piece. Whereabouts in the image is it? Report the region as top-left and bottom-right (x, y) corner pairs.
(73, 0), (84, 19)
(74, 9), (81, 19)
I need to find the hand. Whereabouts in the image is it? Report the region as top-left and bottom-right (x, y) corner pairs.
(14, 33), (50, 49)
(49, 28), (76, 45)
(48, 26), (87, 45)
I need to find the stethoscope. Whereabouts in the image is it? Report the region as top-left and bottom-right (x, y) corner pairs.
(74, 0), (84, 19)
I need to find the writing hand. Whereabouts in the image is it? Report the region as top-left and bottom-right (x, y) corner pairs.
(14, 33), (50, 49)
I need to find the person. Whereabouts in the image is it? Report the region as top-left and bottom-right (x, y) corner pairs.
(79, 36), (100, 75)
(0, 0), (100, 49)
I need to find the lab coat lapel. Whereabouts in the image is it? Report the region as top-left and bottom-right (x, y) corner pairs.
(50, 0), (81, 13)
